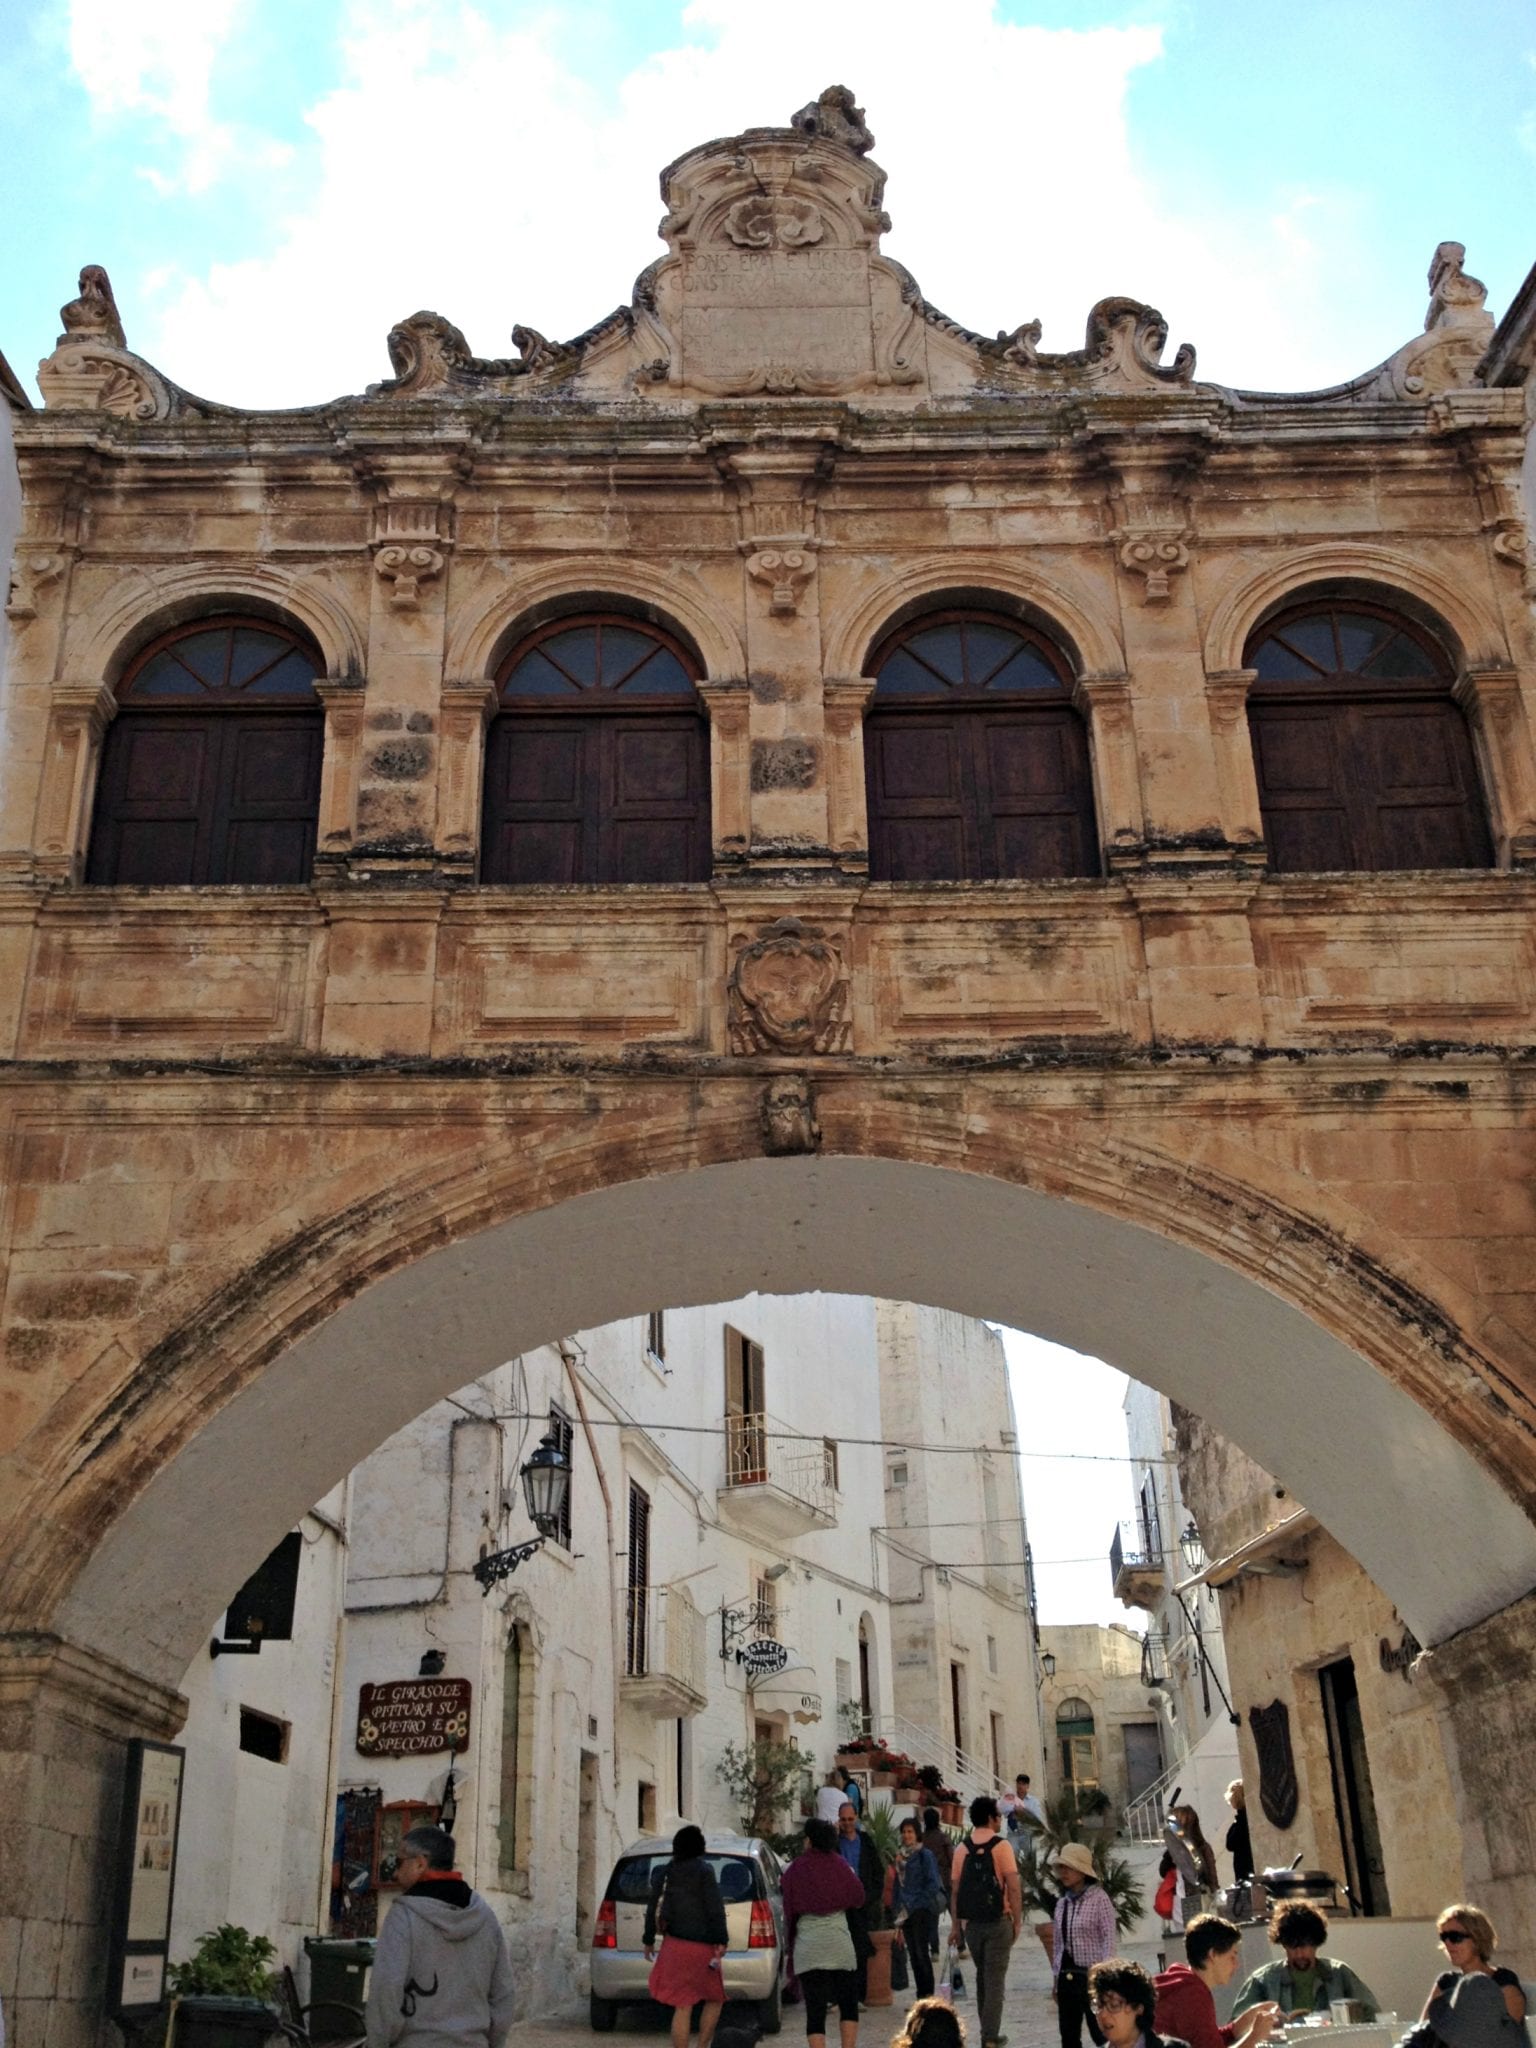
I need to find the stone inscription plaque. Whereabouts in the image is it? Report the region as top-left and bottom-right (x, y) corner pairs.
(679, 246), (875, 389)
(356, 1678), (472, 1756)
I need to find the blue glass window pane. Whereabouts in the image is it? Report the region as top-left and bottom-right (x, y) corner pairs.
(1334, 615), (1388, 673)
(130, 651), (211, 696)
(599, 626), (664, 687)
(506, 649), (583, 695)
(963, 622), (1025, 687)
(902, 626), (966, 687)
(614, 648), (694, 695)
(1251, 634), (1323, 680)
(1273, 617), (1337, 670)
(1361, 632), (1437, 680)
(875, 649), (951, 696)
(540, 628), (601, 687)
(244, 651), (319, 698)
(986, 646), (1062, 692)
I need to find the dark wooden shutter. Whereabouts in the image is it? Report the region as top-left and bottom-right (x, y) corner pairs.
(626, 1482), (651, 1676)
(482, 713), (709, 883)
(548, 1404), (574, 1550)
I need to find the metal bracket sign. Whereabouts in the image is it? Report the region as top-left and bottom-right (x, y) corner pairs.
(741, 1638), (789, 1679)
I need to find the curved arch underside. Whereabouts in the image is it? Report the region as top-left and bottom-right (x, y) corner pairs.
(60, 1156), (1536, 1686)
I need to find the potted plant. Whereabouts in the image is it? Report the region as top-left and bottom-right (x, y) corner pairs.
(859, 1803), (904, 2008)
(717, 1734), (817, 1858)
(1018, 1792), (1145, 1963)
(168, 1926), (282, 2048)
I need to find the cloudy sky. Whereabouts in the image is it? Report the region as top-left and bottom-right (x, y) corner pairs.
(5, 0), (1536, 408)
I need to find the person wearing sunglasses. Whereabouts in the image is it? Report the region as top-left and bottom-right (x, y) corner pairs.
(1088, 1959), (1187, 2048)
(1417, 1906), (1527, 2044)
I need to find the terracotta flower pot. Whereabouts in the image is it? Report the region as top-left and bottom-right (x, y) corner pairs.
(866, 1928), (897, 2007)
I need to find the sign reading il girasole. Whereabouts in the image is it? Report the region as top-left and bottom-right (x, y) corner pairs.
(356, 1678), (472, 1756)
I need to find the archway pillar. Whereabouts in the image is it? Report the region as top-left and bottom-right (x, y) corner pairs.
(1454, 665), (1536, 869)
(822, 676), (875, 869)
(1417, 1589), (1536, 1962)
(1074, 671), (1147, 869)
(1203, 668), (1268, 864)
(435, 678), (500, 880)
(698, 677), (752, 867)
(30, 678), (115, 884)
(0, 1632), (186, 2048)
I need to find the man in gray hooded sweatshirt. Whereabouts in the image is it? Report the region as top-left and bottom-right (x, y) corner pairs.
(367, 1825), (514, 2048)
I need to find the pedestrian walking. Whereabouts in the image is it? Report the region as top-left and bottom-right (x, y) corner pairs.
(643, 1825), (729, 2048)
(365, 1825), (514, 2048)
(1050, 1843), (1117, 2048)
(782, 1817), (867, 2048)
(836, 1801), (884, 2003)
(892, 1816), (946, 2000)
(949, 1796), (1022, 2048)
(920, 1807), (953, 1957)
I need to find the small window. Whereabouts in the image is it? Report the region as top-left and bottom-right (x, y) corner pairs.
(823, 1438), (840, 1491)
(239, 1707), (288, 1762)
(1245, 600), (1491, 874)
(647, 1311), (666, 1363)
(887, 1459), (908, 1488)
(638, 1780), (657, 1833)
(88, 617), (324, 886)
(223, 1530), (302, 1645)
(987, 1635), (999, 1675)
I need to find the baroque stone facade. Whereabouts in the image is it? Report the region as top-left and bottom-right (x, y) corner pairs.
(2, 88), (1536, 2041)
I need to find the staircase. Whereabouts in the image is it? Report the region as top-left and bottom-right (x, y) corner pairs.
(1123, 1756), (1182, 1842)
(873, 1712), (1010, 1809)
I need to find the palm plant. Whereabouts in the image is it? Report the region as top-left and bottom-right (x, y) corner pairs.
(1016, 1789), (1144, 1933)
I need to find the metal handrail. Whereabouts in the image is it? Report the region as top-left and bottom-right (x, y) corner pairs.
(624, 1584), (706, 1697)
(724, 1411), (837, 1519)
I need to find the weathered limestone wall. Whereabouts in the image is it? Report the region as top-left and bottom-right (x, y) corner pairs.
(1037, 1621), (1156, 1818)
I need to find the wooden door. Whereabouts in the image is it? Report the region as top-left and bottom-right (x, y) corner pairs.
(481, 711), (709, 883)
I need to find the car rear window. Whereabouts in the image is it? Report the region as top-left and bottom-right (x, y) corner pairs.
(608, 1854), (762, 1904)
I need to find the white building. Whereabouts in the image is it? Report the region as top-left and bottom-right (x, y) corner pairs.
(1112, 1384), (1239, 1853)
(168, 1293), (1038, 2016)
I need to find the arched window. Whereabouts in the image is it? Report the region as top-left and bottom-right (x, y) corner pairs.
(1245, 601), (1492, 873)
(87, 618), (324, 885)
(482, 616), (710, 884)
(1056, 1696), (1098, 1790)
(864, 611), (1098, 881)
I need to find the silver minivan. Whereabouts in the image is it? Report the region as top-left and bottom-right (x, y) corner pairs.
(589, 1833), (787, 2033)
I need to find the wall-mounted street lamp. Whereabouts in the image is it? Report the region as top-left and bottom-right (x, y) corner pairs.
(1040, 1649), (1057, 1680)
(472, 1431), (572, 1594)
(1179, 1520), (1207, 1576)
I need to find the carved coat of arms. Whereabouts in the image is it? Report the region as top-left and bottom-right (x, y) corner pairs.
(728, 918), (850, 1055)
(1248, 1698), (1299, 1830)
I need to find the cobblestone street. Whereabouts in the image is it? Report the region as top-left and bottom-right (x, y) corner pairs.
(509, 1931), (1167, 2048)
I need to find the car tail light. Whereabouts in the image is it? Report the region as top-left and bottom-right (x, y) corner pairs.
(593, 1899), (617, 1949)
(748, 1900), (777, 1949)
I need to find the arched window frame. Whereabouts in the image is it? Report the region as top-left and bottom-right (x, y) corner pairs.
(861, 608), (1101, 883)
(1242, 598), (1494, 876)
(84, 615), (326, 888)
(480, 612), (713, 886)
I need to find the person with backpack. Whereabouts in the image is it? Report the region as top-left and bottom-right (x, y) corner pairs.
(949, 1796), (1022, 2048)
(1050, 1843), (1118, 2048)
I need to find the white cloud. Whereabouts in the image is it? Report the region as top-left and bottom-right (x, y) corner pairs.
(68, 0), (249, 192)
(127, 0), (1414, 406)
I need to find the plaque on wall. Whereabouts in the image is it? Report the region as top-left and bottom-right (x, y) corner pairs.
(356, 1678), (471, 1756)
(107, 1739), (185, 2014)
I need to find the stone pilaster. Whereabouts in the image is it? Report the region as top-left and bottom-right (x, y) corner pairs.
(821, 676), (875, 869)
(1454, 666), (1536, 868)
(696, 678), (752, 867)
(0, 1634), (185, 2048)
(31, 679), (116, 883)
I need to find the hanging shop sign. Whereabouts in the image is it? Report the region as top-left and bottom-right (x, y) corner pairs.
(740, 1638), (790, 1678)
(356, 1678), (472, 1756)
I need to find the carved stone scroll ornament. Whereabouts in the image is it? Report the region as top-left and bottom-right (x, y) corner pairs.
(726, 195), (825, 251)
(37, 266), (173, 420)
(1248, 1698), (1299, 1830)
(1116, 528), (1193, 603)
(760, 1074), (822, 1156)
(743, 538), (819, 616)
(728, 918), (850, 1055)
(5, 554), (66, 622)
(374, 544), (446, 611)
(1353, 242), (1496, 402)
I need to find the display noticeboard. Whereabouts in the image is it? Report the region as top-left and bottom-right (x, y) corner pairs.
(107, 1739), (186, 2015)
(355, 1678), (472, 1757)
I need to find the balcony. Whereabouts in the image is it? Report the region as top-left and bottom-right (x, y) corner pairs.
(621, 1585), (707, 1716)
(1110, 1522), (1167, 1609)
(718, 1412), (838, 1539)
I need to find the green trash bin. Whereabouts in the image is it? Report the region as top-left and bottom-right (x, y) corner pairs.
(302, 1938), (375, 2040)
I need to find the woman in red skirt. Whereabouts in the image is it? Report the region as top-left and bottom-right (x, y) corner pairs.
(645, 1825), (730, 2048)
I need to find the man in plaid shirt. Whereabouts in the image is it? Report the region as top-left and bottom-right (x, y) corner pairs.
(1051, 1844), (1118, 2048)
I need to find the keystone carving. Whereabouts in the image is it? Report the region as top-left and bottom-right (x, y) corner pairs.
(728, 917), (850, 1055)
(760, 1074), (822, 1156)
(743, 539), (819, 615)
(1116, 529), (1192, 602)
(374, 544), (445, 611)
(5, 554), (66, 622)
(726, 195), (825, 250)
